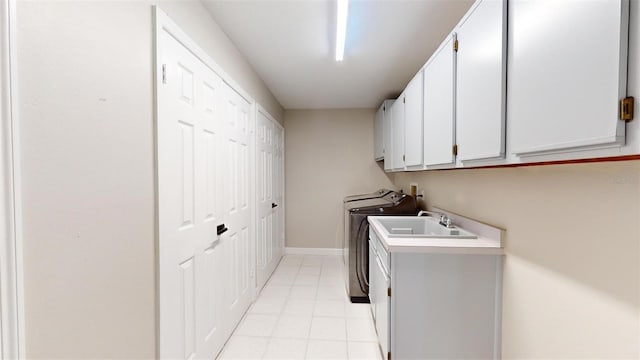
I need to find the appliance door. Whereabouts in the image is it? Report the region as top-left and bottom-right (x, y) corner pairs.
(344, 196), (391, 272)
(355, 217), (370, 297)
(373, 253), (390, 358)
(343, 189), (392, 203)
(345, 197), (392, 211)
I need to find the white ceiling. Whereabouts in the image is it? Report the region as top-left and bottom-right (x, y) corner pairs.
(201, 0), (474, 109)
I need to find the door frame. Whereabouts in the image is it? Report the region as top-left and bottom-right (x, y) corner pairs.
(153, 6), (258, 356)
(1, 0), (25, 358)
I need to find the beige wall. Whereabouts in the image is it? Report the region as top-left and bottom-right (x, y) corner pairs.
(16, 1), (282, 358)
(284, 109), (394, 249)
(394, 160), (640, 358)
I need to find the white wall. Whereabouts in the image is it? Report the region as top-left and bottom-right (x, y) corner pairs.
(284, 109), (394, 249)
(16, 1), (282, 357)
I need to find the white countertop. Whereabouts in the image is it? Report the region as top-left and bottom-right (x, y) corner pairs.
(368, 212), (504, 255)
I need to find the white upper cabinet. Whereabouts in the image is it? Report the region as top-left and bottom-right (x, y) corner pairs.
(383, 100), (395, 171)
(509, 0), (630, 157)
(404, 71), (424, 168)
(456, 0), (507, 162)
(374, 103), (384, 161)
(392, 96), (406, 170)
(423, 34), (457, 167)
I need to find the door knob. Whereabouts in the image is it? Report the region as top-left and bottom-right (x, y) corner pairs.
(272, 203), (278, 208)
(217, 224), (228, 236)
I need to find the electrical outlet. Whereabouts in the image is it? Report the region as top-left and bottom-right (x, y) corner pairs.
(409, 182), (418, 197)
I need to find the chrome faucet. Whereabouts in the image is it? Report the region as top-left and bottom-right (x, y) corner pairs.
(417, 210), (454, 228)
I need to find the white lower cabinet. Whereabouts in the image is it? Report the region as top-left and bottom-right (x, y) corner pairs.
(368, 240), (376, 318)
(373, 254), (390, 358)
(369, 228), (502, 360)
(369, 230), (390, 358)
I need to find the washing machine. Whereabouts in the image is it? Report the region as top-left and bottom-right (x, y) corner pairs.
(343, 188), (393, 203)
(343, 191), (419, 303)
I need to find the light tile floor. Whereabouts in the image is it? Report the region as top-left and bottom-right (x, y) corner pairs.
(218, 255), (382, 360)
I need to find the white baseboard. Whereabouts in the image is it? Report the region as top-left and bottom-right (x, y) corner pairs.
(285, 247), (342, 256)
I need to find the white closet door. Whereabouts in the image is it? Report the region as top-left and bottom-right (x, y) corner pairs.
(274, 127), (285, 260)
(157, 31), (226, 360)
(0, 1), (21, 358)
(221, 84), (253, 330)
(509, 0), (628, 156)
(256, 109), (277, 290)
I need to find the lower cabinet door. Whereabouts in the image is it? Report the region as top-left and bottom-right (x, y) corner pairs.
(368, 240), (376, 319)
(374, 255), (390, 358)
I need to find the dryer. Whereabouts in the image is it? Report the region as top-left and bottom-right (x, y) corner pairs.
(343, 188), (393, 203)
(343, 192), (418, 303)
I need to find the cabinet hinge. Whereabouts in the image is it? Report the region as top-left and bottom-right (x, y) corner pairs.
(161, 64), (167, 84)
(388, 352), (391, 360)
(453, 39), (459, 52)
(452, 144), (458, 156)
(620, 97), (634, 121)
(402, 155), (405, 162)
(383, 106), (386, 111)
(387, 287), (391, 297)
(403, 97), (406, 104)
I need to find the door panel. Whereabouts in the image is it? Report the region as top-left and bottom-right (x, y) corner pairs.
(509, 0), (628, 155)
(456, 0), (506, 161)
(383, 100), (394, 171)
(392, 99), (405, 170)
(404, 71), (424, 167)
(374, 256), (390, 358)
(275, 127), (284, 253)
(256, 110), (282, 290)
(222, 86), (253, 329)
(424, 35), (456, 167)
(158, 31), (225, 359)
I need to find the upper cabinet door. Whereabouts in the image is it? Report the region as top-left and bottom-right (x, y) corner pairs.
(456, 0), (507, 162)
(509, 0), (629, 156)
(423, 34), (456, 167)
(383, 100), (395, 171)
(404, 71), (424, 168)
(392, 96), (406, 170)
(374, 103), (384, 161)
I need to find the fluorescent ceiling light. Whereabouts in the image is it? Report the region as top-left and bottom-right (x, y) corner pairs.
(336, 0), (349, 61)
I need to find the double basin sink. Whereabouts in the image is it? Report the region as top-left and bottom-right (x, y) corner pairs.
(375, 216), (477, 239)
